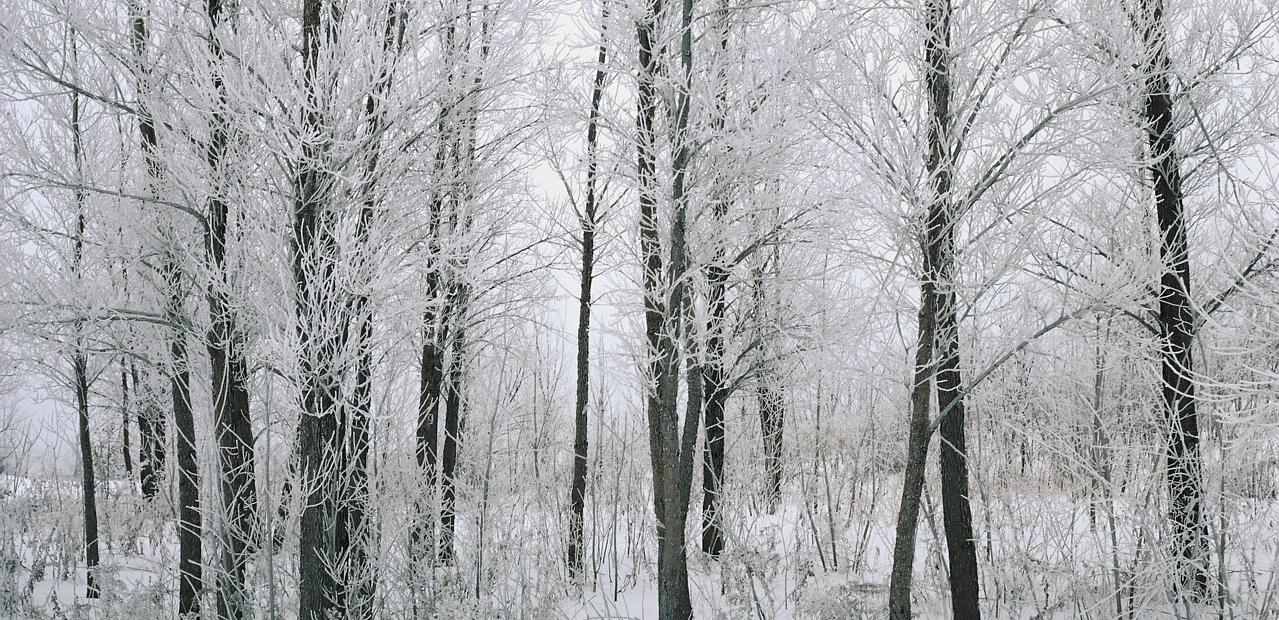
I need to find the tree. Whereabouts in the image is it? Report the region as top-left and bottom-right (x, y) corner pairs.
(886, 1), (980, 615)
(567, 0), (609, 579)
(635, 0), (700, 613)
(293, 0), (346, 616)
(1136, 0), (1207, 597)
(68, 31), (100, 599)
(202, 1), (257, 617)
(128, 2), (202, 612)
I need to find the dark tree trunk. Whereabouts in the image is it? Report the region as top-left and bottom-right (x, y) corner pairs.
(415, 13), (454, 558)
(1138, 0), (1206, 596)
(758, 382), (784, 513)
(74, 353), (100, 599)
(416, 302), (446, 555)
(136, 364), (165, 500)
(203, 2), (257, 617)
(699, 0), (731, 558)
(69, 69), (99, 599)
(889, 0), (979, 616)
(936, 271), (980, 618)
(699, 259), (728, 555)
(294, 0), (346, 617)
(129, 5), (203, 613)
(637, 0), (699, 613)
(439, 291), (467, 565)
(168, 288), (202, 618)
(121, 359), (133, 476)
(568, 7), (608, 579)
(924, 0), (979, 614)
(887, 285), (936, 620)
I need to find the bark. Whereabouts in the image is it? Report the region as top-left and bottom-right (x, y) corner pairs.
(69, 63), (100, 599)
(888, 280), (936, 620)
(130, 4), (203, 613)
(416, 299), (446, 557)
(568, 5), (608, 579)
(121, 359), (133, 476)
(637, 0), (699, 613)
(335, 5), (402, 612)
(203, 2), (257, 617)
(74, 352), (99, 599)
(439, 297), (467, 565)
(168, 282), (202, 617)
(699, 0), (731, 558)
(926, 0), (979, 613)
(888, 1), (979, 616)
(136, 363), (165, 500)
(758, 381), (784, 513)
(294, 0), (346, 617)
(1138, 0), (1207, 596)
(414, 9), (456, 562)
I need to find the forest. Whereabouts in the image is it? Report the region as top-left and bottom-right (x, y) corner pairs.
(0, 0), (1276, 617)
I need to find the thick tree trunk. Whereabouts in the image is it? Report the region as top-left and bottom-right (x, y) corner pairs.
(203, 3), (257, 618)
(1138, 0), (1206, 596)
(168, 286), (202, 617)
(568, 9), (608, 578)
(294, 1), (346, 617)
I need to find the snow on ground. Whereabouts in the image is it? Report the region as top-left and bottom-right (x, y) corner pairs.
(3, 472), (1278, 618)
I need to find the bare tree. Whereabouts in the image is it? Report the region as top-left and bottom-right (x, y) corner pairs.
(68, 30), (100, 599)
(1136, 0), (1206, 597)
(636, 0), (700, 614)
(567, 0), (609, 580)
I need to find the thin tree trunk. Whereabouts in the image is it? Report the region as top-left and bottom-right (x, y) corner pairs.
(336, 5), (403, 612)
(74, 352), (99, 599)
(568, 6), (608, 578)
(699, 0), (731, 558)
(129, 4), (203, 612)
(1138, 0), (1206, 596)
(135, 363), (164, 500)
(69, 55), (100, 598)
(888, 279), (936, 620)
(637, 0), (699, 612)
(121, 359), (133, 476)
(925, 0), (979, 613)
(414, 11), (456, 560)
(439, 287), (468, 565)
(758, 382), (785, 513)
(889, 0), (979, 616)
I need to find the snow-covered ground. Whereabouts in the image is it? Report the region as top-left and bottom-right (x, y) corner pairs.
(5, 471), (1276, 618)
